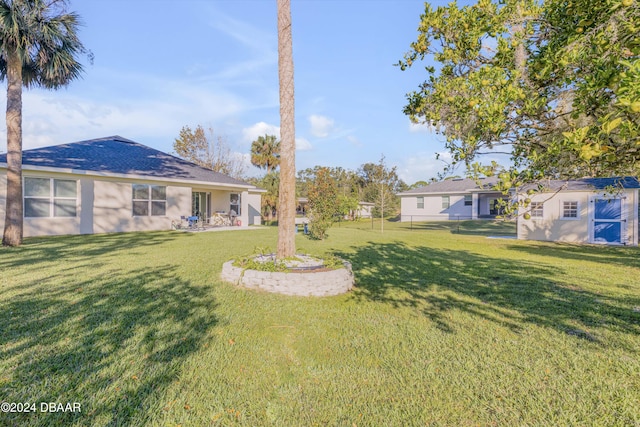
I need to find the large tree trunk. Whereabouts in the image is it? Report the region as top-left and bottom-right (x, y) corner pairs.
(276, 0), (296, 258)
(2, 51), (23, 247)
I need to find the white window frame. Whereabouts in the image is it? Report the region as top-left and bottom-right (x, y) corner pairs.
(530, 201), (544, 219)
(230, 193), (241, 215)
(24, 177), (77, 218)
(561, 201), (580, 220)
(417, 196), (424, 209)
(442, 195), (450, 209)
(464, 195), (473, 206)
(132, 184), (167, 217)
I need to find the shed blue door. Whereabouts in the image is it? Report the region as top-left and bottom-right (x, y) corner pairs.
(593, 198), (622, 244)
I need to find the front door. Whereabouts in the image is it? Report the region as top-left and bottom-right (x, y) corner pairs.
(591, 197), (624, 244)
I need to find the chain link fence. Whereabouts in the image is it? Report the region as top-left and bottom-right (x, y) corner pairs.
(333, 215), (517, 236)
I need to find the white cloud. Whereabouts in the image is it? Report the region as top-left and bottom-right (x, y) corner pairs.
(397, 152), (452, 185)
(206, 8), (275, 53)
(309, 114), (335, 138)
(241, 123), (312, 151)
(296, 137), (312, 151)
(241, 122), (280, 144)
(409, 121), (436, 133)
(0, 67), (258, 153)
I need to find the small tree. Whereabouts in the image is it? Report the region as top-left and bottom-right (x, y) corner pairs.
(173, 125), (247, 179)
(337, 194), (360, 220)
(306, 167), (340, 239)
(357, 156), (407, 231)
(260, 171), (279, 221)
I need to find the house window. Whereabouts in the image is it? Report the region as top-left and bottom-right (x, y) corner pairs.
(530, 202), (544, 218)
(24, 177), (77, 218)
(230, 193), (241, 215)
(132, 184), (166, 216)
(417, 196), (424, 209)
(562, 201), (578, 219)
(464, 195), (472, 206)
(442, 196), (450, 209)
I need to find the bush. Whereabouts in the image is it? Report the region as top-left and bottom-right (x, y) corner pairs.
(307, 168), (340, 239)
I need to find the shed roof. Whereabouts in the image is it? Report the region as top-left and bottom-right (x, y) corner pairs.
(532, 177), (640, 191)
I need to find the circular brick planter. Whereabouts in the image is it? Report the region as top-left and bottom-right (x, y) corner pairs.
(220, 259), (354, 297)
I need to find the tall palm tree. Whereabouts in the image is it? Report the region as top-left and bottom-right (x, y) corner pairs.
(250, 134), (280, 174)
(1, 0), (88, 246)
(276, 0), (295, 258)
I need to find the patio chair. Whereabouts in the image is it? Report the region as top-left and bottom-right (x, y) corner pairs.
(187, 215), (199, 228)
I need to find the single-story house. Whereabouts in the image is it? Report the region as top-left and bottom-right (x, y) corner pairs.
(0, 136), (265, 237)
(518, 177), (639, 246)
(297, 197), (375, 220)
(354, 201), (374, 219)
(397, 177), (506, 221)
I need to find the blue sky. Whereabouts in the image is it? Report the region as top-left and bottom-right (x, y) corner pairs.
(0, 0), (473, 185)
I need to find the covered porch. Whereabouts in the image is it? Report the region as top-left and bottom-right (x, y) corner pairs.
(187, 186), (263, 228)
(473, 192), (510, 219)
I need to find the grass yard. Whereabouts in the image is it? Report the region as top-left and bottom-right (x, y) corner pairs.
(1, 222), (639, 426)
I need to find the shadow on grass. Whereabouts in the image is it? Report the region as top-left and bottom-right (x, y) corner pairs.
(338, 241), (640, 347)
(0, 231), (184, 270)
(0, 261), (218, 426)
(507, 242), (640, 270)
(399, 220), (517, 237)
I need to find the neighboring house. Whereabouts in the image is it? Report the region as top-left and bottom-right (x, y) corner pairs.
(296, 197), (308, 216)
(0, 136), (265, 237)
(354, 201), (374, 219)
(398, 177), (506, 221)
(518, 177), (639, 246)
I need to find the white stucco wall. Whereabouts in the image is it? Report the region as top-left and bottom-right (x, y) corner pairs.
(0, 170), (194, 237)
(92, 179), (189, 234)
(517, 189), (638, 246)
(246, 192), (262, 225)
(400, 193), (473, 221)
(0, 168), (262, 237)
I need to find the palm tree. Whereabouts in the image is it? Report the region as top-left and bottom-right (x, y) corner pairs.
(276, 0), (295, 258)
(1, 0), (88, 246)
(250, 134), (280, 174)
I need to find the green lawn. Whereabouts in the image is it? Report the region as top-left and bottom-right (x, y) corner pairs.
(1, 223), (639, 426)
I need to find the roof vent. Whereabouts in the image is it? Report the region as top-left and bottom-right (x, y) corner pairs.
(452, 178), (464, 181)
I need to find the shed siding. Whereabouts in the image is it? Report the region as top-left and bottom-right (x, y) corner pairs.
(518, 189), (638, 245)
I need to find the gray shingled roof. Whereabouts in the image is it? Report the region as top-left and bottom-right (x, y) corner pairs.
(0, 136), (255, 188)
(398, 176), (640, 196)
(398, 177), (500, 195)
(530, 177), (640, 191)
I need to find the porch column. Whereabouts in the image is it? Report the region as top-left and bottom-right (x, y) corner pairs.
(241, 190), (249, 226)
(472, 193), (478, 219)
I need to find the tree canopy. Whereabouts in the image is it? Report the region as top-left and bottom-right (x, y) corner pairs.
(173, 125), (246, 179)
(250, 134), (281, 176)
(400, 0), (640, 189)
